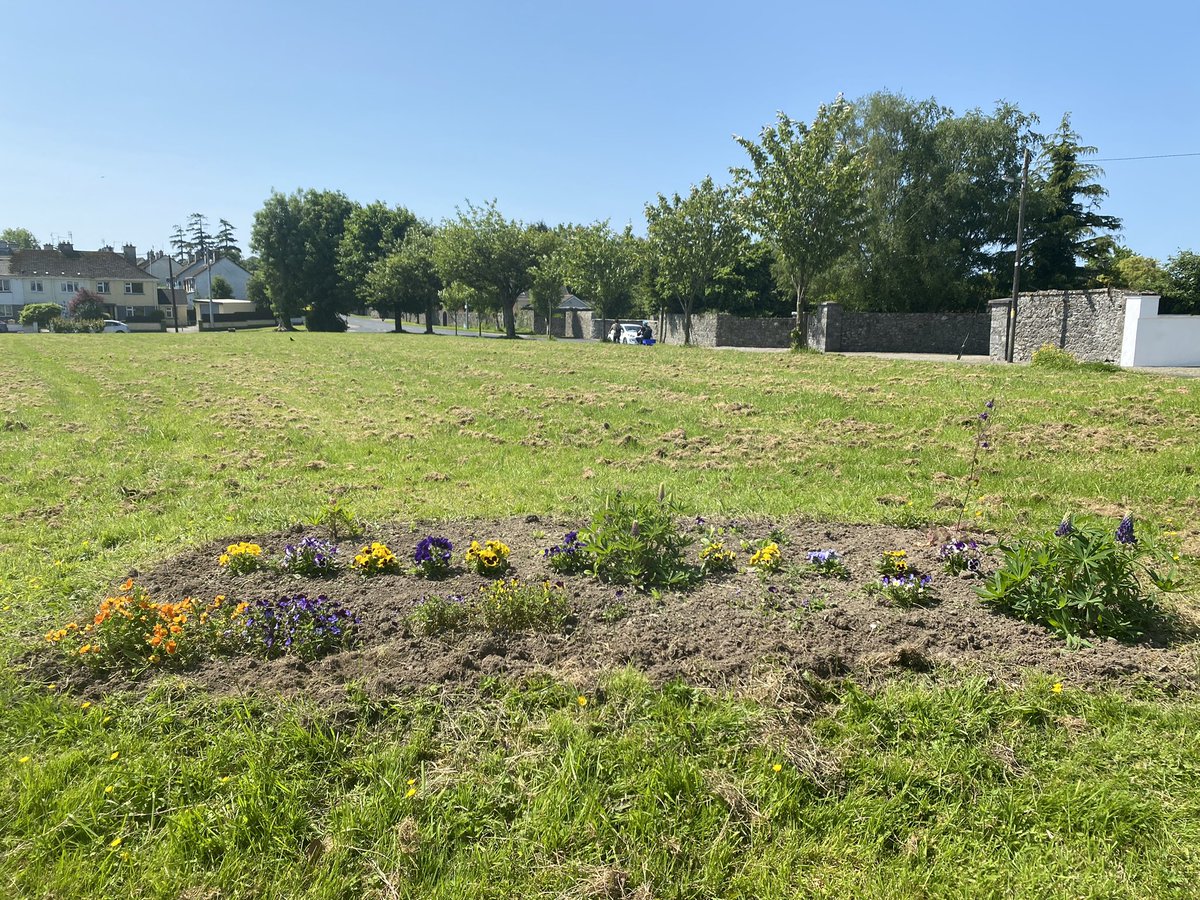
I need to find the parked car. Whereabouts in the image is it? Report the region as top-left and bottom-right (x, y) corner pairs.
(101, 320), (131, 333)
(618, 323), (644, 344)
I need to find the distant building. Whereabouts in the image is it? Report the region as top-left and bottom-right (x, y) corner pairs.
(172, 255), (251, 300)
(0, 241), (166, 326)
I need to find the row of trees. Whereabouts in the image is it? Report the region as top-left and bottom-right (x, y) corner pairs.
(169, 214), (242, 263)
(236, 91), (1196, 336)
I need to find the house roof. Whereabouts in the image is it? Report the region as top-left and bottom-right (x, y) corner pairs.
(513, 289), (593, 312)
(558, 293), (590, 311)
(174, 256), (250, 279)
(8, 248), (155, 281)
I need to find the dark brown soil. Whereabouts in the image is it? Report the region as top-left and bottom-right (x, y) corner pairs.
(25, 518), (1199, 702)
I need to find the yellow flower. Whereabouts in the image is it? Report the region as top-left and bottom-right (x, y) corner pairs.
(81, 701), (91, 709)
(405, 787), (417, 799)
(103, 716), (112, 724)
(109, 836), (123, 849)
(577, 695), (588, 707)
(1051, 683), (1063, 693)
(220, 776), (230, 784)
(104, 785), (114, 794)
(772, 763), (782, 773)
(109, 751), (120, 761)
(46, 683), (56, 690)
(18, 756), (30, 764)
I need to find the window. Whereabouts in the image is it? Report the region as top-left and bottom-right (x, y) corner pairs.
(126, 306), (136, 319)
(124, 281), (145, 295)
(61, 281), (80, 294)
(0, 279), (10, 293)
(30, 280), (43, 293)
(183, 278), (195, 292)
(96, 281), (110, 294)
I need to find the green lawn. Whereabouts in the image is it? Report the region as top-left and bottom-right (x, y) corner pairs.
(1, 333), (1198, 898)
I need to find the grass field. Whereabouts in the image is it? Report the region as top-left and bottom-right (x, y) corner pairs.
(2, 333), (1199, 898)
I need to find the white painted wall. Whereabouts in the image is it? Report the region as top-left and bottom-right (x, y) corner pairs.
(1120, 295), (1200, 367)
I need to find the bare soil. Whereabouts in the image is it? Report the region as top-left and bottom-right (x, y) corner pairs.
(25, 518), (1199, 702)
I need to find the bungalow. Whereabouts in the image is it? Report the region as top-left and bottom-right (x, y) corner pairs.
(0, 241), (165, 328)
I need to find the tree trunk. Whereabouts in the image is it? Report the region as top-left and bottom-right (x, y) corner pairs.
(503, 300), (517, 339)
(794, 278), (807, 349)
(425, 299), (436, 334)
(681, 298), (692, 345)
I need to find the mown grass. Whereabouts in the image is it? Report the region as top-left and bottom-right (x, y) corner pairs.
(2, 332), (1200, 897)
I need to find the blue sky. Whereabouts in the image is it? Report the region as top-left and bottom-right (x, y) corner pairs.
(2, 0), (1197, 261)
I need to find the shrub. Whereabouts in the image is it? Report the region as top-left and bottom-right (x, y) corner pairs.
(580, 490), (695, 589)
(18, 302), (63, 329)
(282, 537), (338, 576)
(68, 288), (107, 320)
(543, 531), (589, 575)
(977, 515), (1181, 643)
(413, 536), (454, 579)
(353, 541), (401, 576)
(219, 542), (265, 575)
(464, 539), (511, 577)
(239, 594), (357, 660)
(1031, 343), (1078, 369)
(49, 318), (104, 333)
(311, 500), (363, 540)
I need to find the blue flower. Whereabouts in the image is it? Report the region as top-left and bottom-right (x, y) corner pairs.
(1116, 515), (1136, 545)
(1055, 517), (1074, 538)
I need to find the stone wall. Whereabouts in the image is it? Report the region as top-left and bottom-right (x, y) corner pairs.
(806, 302), (989, 354)
(659, 313), (792, 347)
(988, 289), (1129, 363)
(551, 309), (604, 339)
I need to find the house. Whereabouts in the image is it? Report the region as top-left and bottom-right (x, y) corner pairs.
(172, 255), (251, 300)
(0, 241), (168, 329)
(139, 251), (186, 284)
(513, 289), (593, 335)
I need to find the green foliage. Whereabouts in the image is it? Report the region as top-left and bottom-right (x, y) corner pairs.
(246, 270), (271, 313)
(1163, 249), (1200, 314)
(17, 302), (63, 328)
(698, 540), (737, 576)
(68, 289), (107, 320)
(0, 226), (38, 249)
(645, 176), (745, 344)
(337, 201), (419, 306)
(215, 218), (241, 262)
(732, 97), (865, 329)
(250, 188), (357, 330)
(977, 517), (1180, 642)
(556, 221), (640, 323)
(411, 579), (570, 635)
(1031, 343), (1080, 369)
(366, 227), (441, 332)
(1024, 115), (1122, 291)
(580, 491), (695, 589)
(433, 200), (546, 338)
(210, 275), (234, 300)
(309, 499), (362, 540)
(49, 318), (104, 333)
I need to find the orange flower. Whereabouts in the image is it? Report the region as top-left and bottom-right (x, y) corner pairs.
(120, 578), (134, 592)
(164, 640), (177, 654)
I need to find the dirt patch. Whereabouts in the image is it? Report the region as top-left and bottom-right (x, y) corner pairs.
(22, 518), (1199, 702)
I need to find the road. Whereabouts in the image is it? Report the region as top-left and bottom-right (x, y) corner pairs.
(345, 314), (553, 339)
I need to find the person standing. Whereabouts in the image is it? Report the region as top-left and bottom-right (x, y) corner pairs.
(609, 321), (622, 343)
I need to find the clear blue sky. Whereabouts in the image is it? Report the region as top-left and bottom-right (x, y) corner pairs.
(3, 0), (1197, 261)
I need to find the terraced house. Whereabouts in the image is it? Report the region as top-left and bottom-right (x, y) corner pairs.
(0, 240), (166, 328)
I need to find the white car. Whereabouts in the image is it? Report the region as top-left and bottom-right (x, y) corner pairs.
(617, 323), (645, 344)
(101, 320), (131, 333)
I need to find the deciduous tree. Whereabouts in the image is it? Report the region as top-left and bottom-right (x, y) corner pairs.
(645, 176), (745, 344)
(556, 222), (639, 335)
(68, 289), (107, 320)
(366, 229), (441, 333)
(211, 275), (235, 300)
(0, 227), (38, 249)
(732, 98), (865, 341)
(250, 188), (357, 331)
(18, 303), (63, 329)
(338, 202), (419, 308)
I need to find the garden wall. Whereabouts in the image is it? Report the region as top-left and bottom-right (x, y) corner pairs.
(807, 302), (989, 355)
(658, 313), (793, 348)
(1120, 295), (1200, 367)
(987, 289), (1129, 363)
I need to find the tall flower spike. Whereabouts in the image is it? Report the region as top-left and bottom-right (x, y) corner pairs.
(1055, 517), (1073, 537)
(1115, 515), (1136, 545)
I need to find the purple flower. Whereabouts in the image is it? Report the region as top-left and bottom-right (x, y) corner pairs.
(414, 535), (454, 565)
(283, 537), (338, 574)
(1116, 515), (1136, 545)
(985, 399), (994, 409)
(1055, 518), (1074, 538)
(979, 411), (989, 422)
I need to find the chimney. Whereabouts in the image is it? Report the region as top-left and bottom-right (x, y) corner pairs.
(43, 243), (54, 251)
(122, 244), (137, 263)
(57, 241), (74, 254)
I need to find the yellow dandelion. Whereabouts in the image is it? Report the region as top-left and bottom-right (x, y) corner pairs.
(405, 787), (417, 799)
(104, 785), (114, 794)
(18, 756), (31, 764)
(46, 683), (56, 690)
(407, 778), (416, 786)
(772, 763), (782, 773)
(220, 776), (230, 784)
(577, 695), (588, 707)
(1052, 683), (1063, 693)
(81, 701), (91, 710)
(109, 836), (123, 849)
(102, 716), (112, 724)
(109, 751), (120, 761)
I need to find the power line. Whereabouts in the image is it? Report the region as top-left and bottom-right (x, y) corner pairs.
(1092, 151), (1200, 161)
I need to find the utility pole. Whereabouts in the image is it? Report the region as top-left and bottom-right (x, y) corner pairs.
(205, 247), (216, 328)
(1006, 147), (1032, 363)
(167, 254), (180, 333)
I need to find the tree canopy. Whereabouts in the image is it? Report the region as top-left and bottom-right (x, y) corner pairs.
(367, 228), (441, 333)
(338, 202), (420, 307)
(1, 227), (38, 249)
(250, 188), (357, 331)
